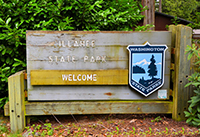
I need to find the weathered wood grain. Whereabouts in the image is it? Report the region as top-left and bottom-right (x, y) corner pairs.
(4, 102), (9, 116)
(26, 31), (171, 100)
(8, 71), (25, 132)
(171, 25), (192, 121)
(4, 101), (173, 116)
(31, 69), (128, 85)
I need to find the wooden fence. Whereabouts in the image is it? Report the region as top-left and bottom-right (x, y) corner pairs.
(4, 25), (193, 132)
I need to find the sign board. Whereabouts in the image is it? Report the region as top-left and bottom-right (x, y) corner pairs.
(26, 31), (171, 100)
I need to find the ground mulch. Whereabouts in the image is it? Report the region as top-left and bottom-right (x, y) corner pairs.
(14, 114), (199, 137)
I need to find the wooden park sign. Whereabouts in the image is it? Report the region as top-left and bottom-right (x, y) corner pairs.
(5, 25), (193, 132)
(26, 31), (171, 100)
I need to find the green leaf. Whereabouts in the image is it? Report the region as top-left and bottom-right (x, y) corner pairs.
(184, 111), (191, 117)
(195, 60), (200, 65)
(187, 53), (193, 60)
(65, 6), (73, 10)
(14, 58), (21, 62)
(0, 18), (4, 24)
(185, 82), (192, 87)
(194, 89), (200, 95)
(6, 58), (10, 64)
(185, 45), (192, 51)
(6, 17), (11, 24)
(12, 62), (21, 67)
(192, 121), (200, 126)
(2, 49), (6, 55)
(186, 116), (193, 123)
(47, 129), (53, 136)
(188, 107), (193, 113)
(198, 77), (200, 82)
(194, 118), (200, 123)
(197, 114), (200, 119)
(192, 82), (200, 87)
(2, 67), (10, 71)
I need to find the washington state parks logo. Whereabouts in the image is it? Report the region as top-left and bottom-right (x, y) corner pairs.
(127, 42), (168, 97)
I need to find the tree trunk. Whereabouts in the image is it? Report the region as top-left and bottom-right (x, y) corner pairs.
(142, 0), (155, 30)
(159, 0), (162, 12)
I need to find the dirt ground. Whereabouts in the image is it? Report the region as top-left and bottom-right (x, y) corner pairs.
(15, 114), (200, 137)
(0, 112), (200, 137)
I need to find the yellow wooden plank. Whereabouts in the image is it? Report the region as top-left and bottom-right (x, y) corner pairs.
(31, 69), (128, 85)
(15, 71), (25, 132)
(8, 71), (26, 132)
(4, 102), (9, 116)
(8, 74), (17, 132)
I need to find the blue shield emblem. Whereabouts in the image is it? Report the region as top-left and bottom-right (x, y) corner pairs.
(127, 42), (168, 97)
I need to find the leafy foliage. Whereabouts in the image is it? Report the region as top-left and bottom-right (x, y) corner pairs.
(187, 12), (200, 29)
(0, 0), (144, 109)
(134, 24), (155, 31)
(184, 44), (200, 127)
(162, 0), (200, 29)
(162, 0), (200, 21)
(151, 116), (162, 122)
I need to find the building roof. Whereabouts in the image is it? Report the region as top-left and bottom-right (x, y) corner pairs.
(155, 11), (193, 24)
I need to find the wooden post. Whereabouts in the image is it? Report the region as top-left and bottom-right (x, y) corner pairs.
(8, 70), (26, 132)
(169, 25), (192, 121)
(142, 0), (155, 30)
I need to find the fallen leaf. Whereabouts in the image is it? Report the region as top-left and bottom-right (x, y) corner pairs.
(129, 119), (137, 123)
(162, 121), (169, 125)
(136, 124), (142, 127)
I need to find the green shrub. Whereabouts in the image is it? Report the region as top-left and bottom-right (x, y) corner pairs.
(0, 0), (144, 108)
(184, 44), (200, 127)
